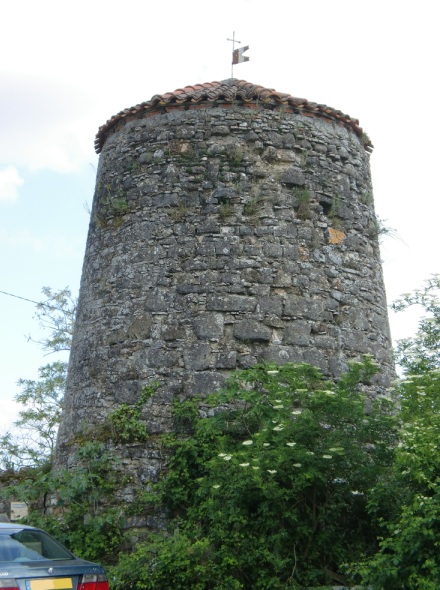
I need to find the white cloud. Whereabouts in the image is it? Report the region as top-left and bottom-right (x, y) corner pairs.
(0, 165), (24, 202)
(0, 227), (86, 259)
(0, 72), (97, 173)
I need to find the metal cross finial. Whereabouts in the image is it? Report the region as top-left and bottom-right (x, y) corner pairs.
(227, 31), (241, 78)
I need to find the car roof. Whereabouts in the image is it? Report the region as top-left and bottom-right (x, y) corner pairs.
(0, 523), (38, 531)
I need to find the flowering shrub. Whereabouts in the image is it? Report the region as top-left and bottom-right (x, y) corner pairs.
(111, 357), (397, 589)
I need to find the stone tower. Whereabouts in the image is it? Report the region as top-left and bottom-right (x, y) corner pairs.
(55, 79), (393, 477)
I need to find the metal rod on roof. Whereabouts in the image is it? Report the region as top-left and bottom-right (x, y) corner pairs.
(227, 31), (241, 78)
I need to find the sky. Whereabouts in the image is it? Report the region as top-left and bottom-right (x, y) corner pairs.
(1, 0), (439, 430)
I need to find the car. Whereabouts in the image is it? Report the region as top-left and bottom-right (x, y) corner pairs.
(0, 523), (109, 590)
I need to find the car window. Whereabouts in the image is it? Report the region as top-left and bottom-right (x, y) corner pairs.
(0, 530), (74, 562)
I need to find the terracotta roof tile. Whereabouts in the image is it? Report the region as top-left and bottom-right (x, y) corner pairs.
(95, 78), (372, 153)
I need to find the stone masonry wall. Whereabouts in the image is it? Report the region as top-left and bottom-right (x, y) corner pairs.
(55, 104), (394, 497)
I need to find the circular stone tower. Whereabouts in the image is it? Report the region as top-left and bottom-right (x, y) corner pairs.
(56, 79), (393, 475)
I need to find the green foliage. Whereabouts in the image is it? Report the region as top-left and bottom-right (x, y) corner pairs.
(2, 441), (126, 564)
(171, 397), (200, 434)
(392, 274), (440, 374)
(6, 277), (440, 587)
(294, 188), (312, 220)
(300, 149), (309, 168)
(0, 361), (66, 468)
(219, 201), (234, 220)
(107, 383), (158, 443)
(243, 196), (261, 217)
(352, 369), (440, 589)
(350, 277), (440, 588)
(109, 531), (234, 590)
(367, 216), (398, 243)
(31, 286), (76, 353)
(361, 132), (373, 150)
(0, 382), (160, 562)
(169, 202), (188, 221)
(111, 358), (397, 589)
(229, 145), (244, 166)
(0, 287), (75, 469)
(94, 183), (129, 227)
(329, 193), (342, 217)
(51, 442), (125, 562)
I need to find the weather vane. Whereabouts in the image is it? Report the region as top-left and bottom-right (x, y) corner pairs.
(227, 31), (250, 78)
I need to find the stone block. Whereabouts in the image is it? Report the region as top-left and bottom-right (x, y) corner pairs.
(183, 343), (212, 371)
(216, 351), (237, 369)
(185, 371), (228, 396)
(259, 296), (284, 316)
(193, 314), (224, 340)
(233, 320), (272, 342)
(147, 345), (180, 368)
(284, 321), (311, 345)
(162, 323), (186, 341)
(284, 295), (324, 320)
(260, 345), (303, 364)
(280, 166), (305, 186)
(143, 289), (173, 312)
(207, 294), (256, 312)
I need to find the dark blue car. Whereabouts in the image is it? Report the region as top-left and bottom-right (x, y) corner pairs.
(0, 523), (108, 590)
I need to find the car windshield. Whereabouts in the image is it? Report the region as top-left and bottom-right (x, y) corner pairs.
(0, 529), (74, 562)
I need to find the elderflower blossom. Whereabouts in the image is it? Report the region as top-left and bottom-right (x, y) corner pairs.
(286, 442), (296, 447)
(263, 443), (270, 447)
(242, 440), (253, 446)
(273, 405), (284, 409)
(322, 455), (332, 459)
(267, 370), (279, 375)
(239, 463), (250, 467)
(273, 425), (284, 431)
(223, 455), (232, 461)
(293, 463), (302, 468)
(212, 484), (220, 489)
(291, 409), (302, 415)
(267, 470), (277, 474)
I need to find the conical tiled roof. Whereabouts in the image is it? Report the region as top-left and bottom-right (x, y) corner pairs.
(95, 79), (371, 154)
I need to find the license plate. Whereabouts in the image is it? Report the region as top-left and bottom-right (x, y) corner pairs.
(30, 578), (73, 590)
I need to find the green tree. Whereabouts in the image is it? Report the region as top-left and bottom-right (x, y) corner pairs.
(354, 276), (440, 589)
(1, 440), (126, 564)
(111, 357), (397, 589)
(354, 371), (440, 589)
(392, 274), (440, 374)
(29, 286), (76, 353)
(0, 287), (76, 469)
(0, 361), (66, 468)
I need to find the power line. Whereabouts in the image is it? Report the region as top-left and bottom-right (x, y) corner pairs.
(0, 289), (64, 312)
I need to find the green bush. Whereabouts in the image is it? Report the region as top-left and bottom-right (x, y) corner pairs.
(111, 358), (397, 588)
